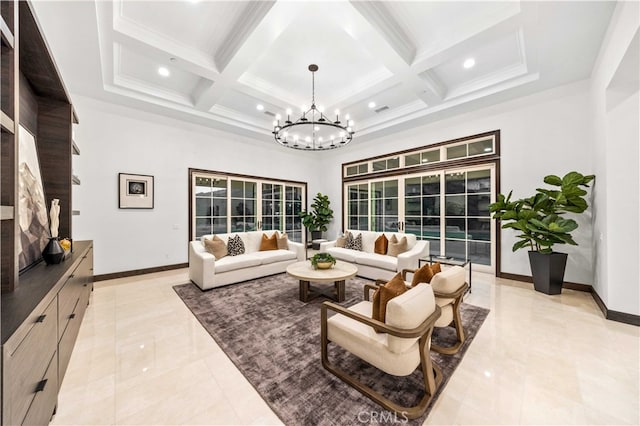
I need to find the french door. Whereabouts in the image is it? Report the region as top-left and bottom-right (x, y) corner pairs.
(193, 173), (305, 242)
(344, 164), (495, 271)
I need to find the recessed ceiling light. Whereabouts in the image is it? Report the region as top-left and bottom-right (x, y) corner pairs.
(256, 104), (264, 111)
(158, 66), (170, 77)
(368, 101), (376, 109)
(463, 58), (475, 69)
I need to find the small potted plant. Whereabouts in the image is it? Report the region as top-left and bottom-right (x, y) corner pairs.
(310, 253), (337, 270)
(299, 193), (334, 241)
(489, 171), (594, 294)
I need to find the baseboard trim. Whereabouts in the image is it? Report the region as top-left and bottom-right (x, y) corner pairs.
(497, 272), (592, 292)
(590, 289), (640, 326)
(499, 272), (639, 326)
(95, 263), (188, 282)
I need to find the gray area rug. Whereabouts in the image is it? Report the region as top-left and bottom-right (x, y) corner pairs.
(173, 274), (489, 425)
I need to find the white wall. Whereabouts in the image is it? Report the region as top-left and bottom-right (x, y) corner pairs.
(590, 1), (640, 315)
(318, 80), (596, 284)
(71, 95), (322, 275)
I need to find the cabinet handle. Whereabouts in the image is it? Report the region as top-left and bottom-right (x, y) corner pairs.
(36, 315), (46, 323)
(35, 379), (48, 393)
(69, 313), (76, 319)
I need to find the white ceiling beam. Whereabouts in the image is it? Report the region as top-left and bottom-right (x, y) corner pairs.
(193, 1), (302, 111)
(345, 1), (440, 106)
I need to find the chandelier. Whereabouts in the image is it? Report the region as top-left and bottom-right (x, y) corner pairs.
(272, 64), (354, 150)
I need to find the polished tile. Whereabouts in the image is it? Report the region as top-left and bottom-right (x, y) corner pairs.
(51, 269), (639, 425)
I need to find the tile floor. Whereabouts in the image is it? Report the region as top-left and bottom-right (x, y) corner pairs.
(51, 269), (639, 425)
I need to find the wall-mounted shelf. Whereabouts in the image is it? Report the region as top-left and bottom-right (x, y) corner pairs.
(72, 175), (80, 185)
(72, 140), (80, 155)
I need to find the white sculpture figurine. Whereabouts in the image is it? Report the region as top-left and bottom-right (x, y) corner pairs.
(50, 199), (60, 238)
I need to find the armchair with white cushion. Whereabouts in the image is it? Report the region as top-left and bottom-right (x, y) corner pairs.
(320, 283), (442, 419)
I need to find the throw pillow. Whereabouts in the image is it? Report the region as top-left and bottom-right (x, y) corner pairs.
(374, 234), (389, 255)
(387, 236), (408, 257)
(227, 234), (245, 256)
(203, 235), (227, 260)
(259, 233), (278, 251)
(276, 231), (289, 250)
(372, 273), (407, 324)
(336, 233), (347, 248)
(411, 263), (435, 287)
(343, 231), (354, 248)
(431, 262), (441, 275)
(346, 233), (363, 251)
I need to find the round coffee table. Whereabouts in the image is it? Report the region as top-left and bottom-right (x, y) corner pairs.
(286, 260), (358, 302)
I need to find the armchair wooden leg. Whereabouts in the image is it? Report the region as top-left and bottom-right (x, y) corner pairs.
(431, 298), (466, 355)
(321, 323), (442, 420)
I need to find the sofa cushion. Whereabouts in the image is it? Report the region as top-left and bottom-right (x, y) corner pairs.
(227, 235), (246, 256)
(355, 252), (397, 272)
(251, 249), (297, 265)
(374, 234), (389, 255)
(259, 233), (278, 251)
(276, 231), (289, 250)
(214, 254), (261, 273)
(387, 236), (408, 257)
(326, 247), (358, 263)
(361, 231), (378, 253)
(431, 266), (466, 294)
(203, 235), (227, 260)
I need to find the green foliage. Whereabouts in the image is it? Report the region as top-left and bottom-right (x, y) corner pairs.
(310, 252), (336, 269)
(299, 193), (334, 232)
(489, 171), (594, 253)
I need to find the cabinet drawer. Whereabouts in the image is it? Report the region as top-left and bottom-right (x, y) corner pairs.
(57, 274), (81, 340)
(58, 299), (82, 385)
(20, 352), (58, 426)
(4, 299), (57, 426)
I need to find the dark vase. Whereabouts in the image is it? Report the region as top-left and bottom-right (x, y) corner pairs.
(528, 251), (568, 295)
(42, 237), (65, 265)
(311, 230), (323, 241)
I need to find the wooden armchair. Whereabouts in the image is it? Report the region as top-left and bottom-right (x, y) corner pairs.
(321, 283), (442, 419)
(402, 266), (469, 354)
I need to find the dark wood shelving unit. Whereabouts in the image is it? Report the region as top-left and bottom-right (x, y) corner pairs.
(1, 2), (91, 425)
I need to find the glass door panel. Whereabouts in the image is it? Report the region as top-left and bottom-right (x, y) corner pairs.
(261, 183), (282, 232)
(285, 185), (303, 242)
(347, 183), (368, 230)
(371, 179), (399, 232)
(404, 173), (440, 253)
(231, 180), (256, 232)
(194, 176), (227, 238)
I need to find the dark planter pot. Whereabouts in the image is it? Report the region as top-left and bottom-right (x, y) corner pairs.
(311, 230), (323, 241)
(528, 251), (568, 295)
(42, 237), (65, 265)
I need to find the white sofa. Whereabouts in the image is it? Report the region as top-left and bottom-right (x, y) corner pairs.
(189, 230), (305, 290)
(320, 230), (429, 281)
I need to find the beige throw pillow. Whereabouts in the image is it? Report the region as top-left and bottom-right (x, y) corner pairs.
(387, 236), (408, 257)
(276, 231), (289, 250)
(203, 235), (227, 260)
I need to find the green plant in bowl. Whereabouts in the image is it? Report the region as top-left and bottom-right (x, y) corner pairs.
(310, 253), (336, 270)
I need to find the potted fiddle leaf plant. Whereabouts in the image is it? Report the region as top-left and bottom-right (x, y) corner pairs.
(299, 192), (334, 241)
(489, 171), (595, 294)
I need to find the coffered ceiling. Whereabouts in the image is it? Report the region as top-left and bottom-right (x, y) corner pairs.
(33, 1), (616, 144)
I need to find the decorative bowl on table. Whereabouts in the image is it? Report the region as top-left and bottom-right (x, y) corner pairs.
(311, 253), (336, 270)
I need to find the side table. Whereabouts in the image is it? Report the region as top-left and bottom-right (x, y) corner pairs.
(420, 255), (472, 293)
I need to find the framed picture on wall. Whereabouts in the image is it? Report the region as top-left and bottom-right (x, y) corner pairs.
(119, 173), (154, 209)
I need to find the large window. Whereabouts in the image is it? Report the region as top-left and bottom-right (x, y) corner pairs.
(342, 131), (499, 272)
(190, 169), (306, 242)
